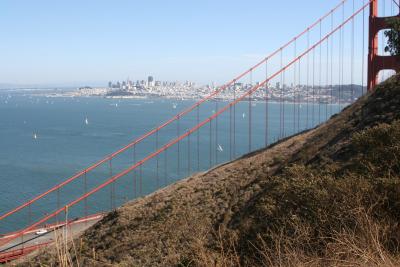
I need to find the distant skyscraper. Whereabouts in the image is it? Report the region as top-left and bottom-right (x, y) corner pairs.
(108, 81), (112, 88)
(148, 76), (154, 87)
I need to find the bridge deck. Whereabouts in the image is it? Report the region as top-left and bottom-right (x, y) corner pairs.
(0, 214), (102, 263)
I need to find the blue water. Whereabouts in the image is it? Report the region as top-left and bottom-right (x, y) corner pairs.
(0, 93), (343, 233)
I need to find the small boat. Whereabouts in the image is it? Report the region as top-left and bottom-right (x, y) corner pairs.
(33, 133), (37, 139)
(242, 113), (246, 118)
(172, 103), (177, 109)
(85, 117), (89, 125)
(217, 144), (223, 152)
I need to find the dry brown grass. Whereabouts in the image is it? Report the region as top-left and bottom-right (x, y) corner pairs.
(188, 207), (400, 267)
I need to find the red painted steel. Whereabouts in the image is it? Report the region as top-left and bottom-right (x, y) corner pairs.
(0, 213), (104, 262)
(0, 0), (349, 224)
(0, 212), (103, 239)
(0, 242), (52, 263)
(0, 0), (371, 250)
(368, 0), (400, 90)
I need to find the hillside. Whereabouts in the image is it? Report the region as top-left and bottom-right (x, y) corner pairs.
(21, 74), (400, 266)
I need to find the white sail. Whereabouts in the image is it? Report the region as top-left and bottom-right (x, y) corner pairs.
(217, 144), (223, 152)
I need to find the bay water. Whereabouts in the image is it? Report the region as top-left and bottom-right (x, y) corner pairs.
(0, 93), (342, 233)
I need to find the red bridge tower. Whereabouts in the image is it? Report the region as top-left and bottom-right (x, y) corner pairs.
(368, 0), (400, 91)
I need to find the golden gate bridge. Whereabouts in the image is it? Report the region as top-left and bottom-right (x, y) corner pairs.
(0, 0), (399, 262)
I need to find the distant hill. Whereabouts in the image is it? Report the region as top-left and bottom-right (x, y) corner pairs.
(23, 75), (400, 266)
(0, 81), (107, 90)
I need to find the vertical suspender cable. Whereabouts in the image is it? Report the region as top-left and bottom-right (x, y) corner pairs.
(177, 115), (180, 176)
(84, 170), (87, 225)
(64, 206), (68, 255)
(197, 99), (200, 171)
(297, 57), (301, 131)
(164, 149), (168, 186)
(156, 130), (159, 189)
(233, 83), (236, 158)
(230, 82), (233, 160)
(280, 49), (283, 138)
(312, 39), (316, 126)
(351, 0), (355, 103)
(265, 61), (269, 147)
(109, 158), (113, 210)
(64, 206), (68, 256)
(326, 34), (330, 121)
(249, 69), (252, 152)
(21, 231), (24, 252)
(282, 63), (286, 137)
(330, 12), (334, 116)
(297, 44), (301, 132)
(293, 39), (297, 133)
(340, 3), (345, 110)
(306, 29), (310, 129)
(338, 4), (343, 111)
(319, 20), (322, 124)
(209, 120), (212, 169)
(139, 164), (142, 197)
(28, 204), (32, 226)
(21, 230), (25, 252)
(133, 146), (137, 198)
(56, 188), (60, 223)
(188, 132), (191, 177)
(216, 99), (219, 163)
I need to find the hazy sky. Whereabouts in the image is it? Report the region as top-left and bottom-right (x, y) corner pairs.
(0, 0), (388, 86)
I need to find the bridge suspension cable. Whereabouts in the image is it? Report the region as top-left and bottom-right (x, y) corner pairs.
(0, 0), (372, 250)
(0, 1), (349, 224)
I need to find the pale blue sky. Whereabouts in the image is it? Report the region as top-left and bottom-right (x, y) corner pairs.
(0, 1), (379, 86)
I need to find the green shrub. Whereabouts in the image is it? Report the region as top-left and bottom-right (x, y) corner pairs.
(352, 120), (400, 175)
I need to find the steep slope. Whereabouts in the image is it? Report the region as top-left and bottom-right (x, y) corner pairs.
(23, 75), (400, 266)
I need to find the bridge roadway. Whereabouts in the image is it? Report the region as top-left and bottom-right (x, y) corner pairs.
(0, 214), (103, 262)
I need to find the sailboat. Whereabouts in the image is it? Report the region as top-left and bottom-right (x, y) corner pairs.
(217, 144), (223, 152)
(85, 117), (89, 125)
